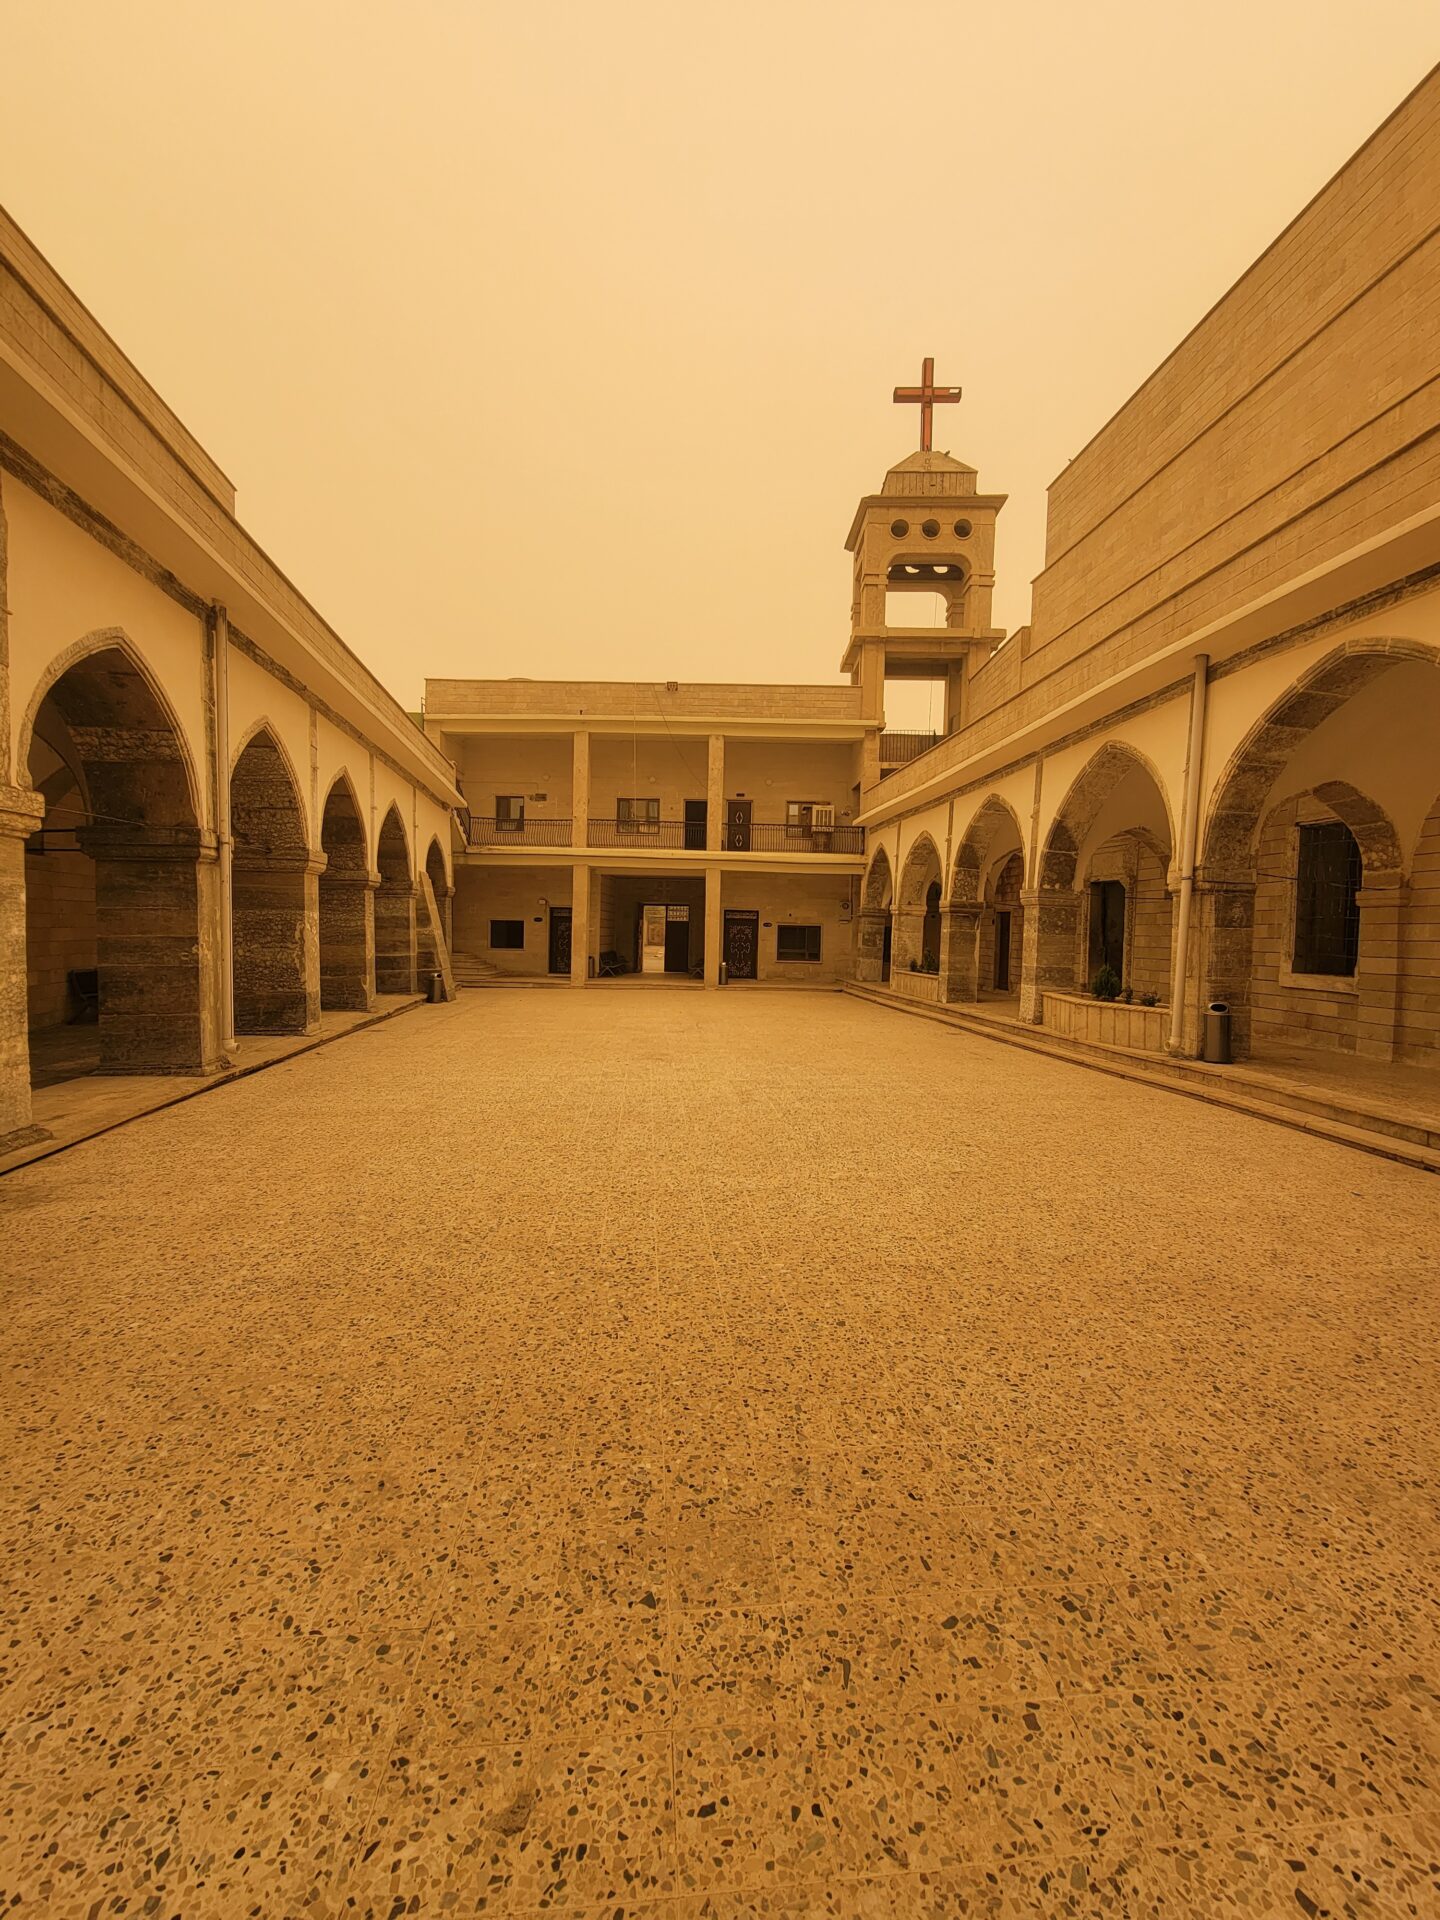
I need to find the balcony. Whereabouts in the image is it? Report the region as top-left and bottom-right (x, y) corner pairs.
(745, 823), (865, 855)
(467, 815), (575, 848)
(879, 729), (941, 767)
(586, 818), (694, 849)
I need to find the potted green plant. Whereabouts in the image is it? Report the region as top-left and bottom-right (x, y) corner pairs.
(1090, 964), (1121, 1001)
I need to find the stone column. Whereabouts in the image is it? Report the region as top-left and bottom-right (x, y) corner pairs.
(0, 787), (46, 1148)
(79, 823), (226, 1074)
(571, 861), (591, 986)
(1183, 875), (1257, 1057)
(572, 731), (590, 847)
(853, 908), (889, 983)
(704, 867), (722, 986)
(232, 850), (323, 1035)
(1355, 875), (1407, 1064)
(319, 870), (376, 1011)
(375, 878), (418, 994)
(891, 905), (925, 978)
(1016, 886), (1080, 1025)
(707, 735), (725, 851)
(939, 903), (983, 1003)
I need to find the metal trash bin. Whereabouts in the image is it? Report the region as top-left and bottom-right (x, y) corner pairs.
(427, 970), (444, 1004)
(719, 961), (728, 986)
(1202, 1000), (1231, 1064)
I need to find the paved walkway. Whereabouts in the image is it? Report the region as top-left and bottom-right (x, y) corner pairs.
(2, 992), (1437, 1916)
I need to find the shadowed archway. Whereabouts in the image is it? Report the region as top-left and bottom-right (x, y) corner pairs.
(854, 846), (894, 983)
(375, 805), (417, 994)
(230, 727), (318, 1035)
(20, 639), (220, 1078)
(318, 775), (374, 1010)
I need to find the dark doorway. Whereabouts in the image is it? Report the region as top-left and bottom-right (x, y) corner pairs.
(1088, 880), (1126, 981)
(548, 906), (572, 975)
(723, 909), (758, 980)
(881, 920), (892, 981)
(994, 911), (1011, 990)
(663, 906), (690, 973)
(684, 800), (708, 851)
(724, 799), (752, 852)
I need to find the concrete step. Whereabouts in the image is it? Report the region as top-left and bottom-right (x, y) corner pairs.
(845, 983), (1440, 1175)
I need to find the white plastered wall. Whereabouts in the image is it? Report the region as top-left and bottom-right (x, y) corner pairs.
(225, 645), (315, 846)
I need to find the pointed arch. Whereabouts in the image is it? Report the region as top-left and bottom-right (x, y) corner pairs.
(862, 844), (894, 911)
(1202, 637), (1440, 879)
(18, 628), (202, 832)
(951, 794), (1026, 905)
(321, 769), (370, 873)
(1039, 741), (1177, 891)
(230, 724), (308, 858)
(318, 772), (374, 1011)
(897, 831), (943, 909)
(374, 804), (417, 993)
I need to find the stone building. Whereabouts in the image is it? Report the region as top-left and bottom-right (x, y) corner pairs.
(0, 208), (460, 1153)
(851, 71), (1440, 1081)
(3, 66), (1437, 1159)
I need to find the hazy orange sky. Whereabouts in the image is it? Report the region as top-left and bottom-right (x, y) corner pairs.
(4, 2), (1437, 723)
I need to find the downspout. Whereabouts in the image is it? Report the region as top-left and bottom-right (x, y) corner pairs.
(211, 602), (236, 1054)
(1167, 653), (1210, 1055)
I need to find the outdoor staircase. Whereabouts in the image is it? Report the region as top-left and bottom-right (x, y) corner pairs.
(452, 952), (570, 989)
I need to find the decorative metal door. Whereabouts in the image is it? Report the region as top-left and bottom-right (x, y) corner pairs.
(724, 910), (758, 980)
(724, 799), (752, 852)
(548, 907), (572, 975)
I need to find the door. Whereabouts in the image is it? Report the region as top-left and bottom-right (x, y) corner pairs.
(684, 800), (708, 851)
(663, 907), (691, 973)
(724, 798), (752, 852)
(881, 920), (892, 982)
(548, 906), (572, 976)
(640, 904), (667, 973)
(994, 911), (1011, 991)
(723, 910), (758, 980)
(1087, 881), (1126, 981)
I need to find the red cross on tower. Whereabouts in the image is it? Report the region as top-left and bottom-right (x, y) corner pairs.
(892, 356), (961, 452)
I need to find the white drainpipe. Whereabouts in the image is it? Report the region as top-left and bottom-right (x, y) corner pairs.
(1167, 653), (1210, 1054)
(212, 603), (236, 1053)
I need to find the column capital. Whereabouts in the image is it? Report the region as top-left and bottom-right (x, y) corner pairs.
(0, 786), (45, 840)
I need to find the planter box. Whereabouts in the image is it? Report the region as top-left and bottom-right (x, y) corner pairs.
(891, 970), (940, 1005)
(1042, 990), (1167, 1052)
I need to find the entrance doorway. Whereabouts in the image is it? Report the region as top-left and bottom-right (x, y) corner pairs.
(548, 906), (572, 975)
(994, 911), (1011, 990)
(724, 799), (753, 852)
(684, 800), (707, 851)
(1088, 880), (1126, 981)
(640, 903), (692, 974)
(723, 910), (758, 980)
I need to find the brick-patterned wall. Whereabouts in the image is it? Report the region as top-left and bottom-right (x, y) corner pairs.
(1398, 789), (1440, 1066)
(428, 680), (864, 722)
(1251, 796), (1360, 1053)
(452, 867), (568, 975)
(25, 840), (96, 1029)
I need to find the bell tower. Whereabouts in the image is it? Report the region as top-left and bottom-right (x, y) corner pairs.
(841, 359), (1007, 760)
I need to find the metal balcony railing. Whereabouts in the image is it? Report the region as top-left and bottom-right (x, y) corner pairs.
(745, 823), (866, 855)
(467, 816), (575, 847)
(586, 818), (689, 849)
(879, 729), (941, 765)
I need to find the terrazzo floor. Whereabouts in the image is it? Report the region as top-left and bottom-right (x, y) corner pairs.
(2, 990), (1437, 1918)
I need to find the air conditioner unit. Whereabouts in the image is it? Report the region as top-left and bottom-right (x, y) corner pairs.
(811, 804), (836, 830)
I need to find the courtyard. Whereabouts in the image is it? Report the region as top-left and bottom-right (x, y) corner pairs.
(2, 991), (1437, 1916)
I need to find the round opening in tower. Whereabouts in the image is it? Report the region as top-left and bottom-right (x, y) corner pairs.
(890, 519), (909, 538)
(921, 519), (940, 538)
(953, 518), (972, 538)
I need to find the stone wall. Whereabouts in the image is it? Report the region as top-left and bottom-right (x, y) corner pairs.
(720, 871), (855, 984)
(452, 866), (568, 975)
(1251, 795), (1359, 1054)
(1398, 789), (1440, 1065)
(24, 839), (95, 1029)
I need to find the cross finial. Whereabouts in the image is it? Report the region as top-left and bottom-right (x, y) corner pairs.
(892, 356), (961, 452)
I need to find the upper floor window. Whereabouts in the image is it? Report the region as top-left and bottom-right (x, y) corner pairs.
(496, 794), (525, 830)
(786, 801), (822, 834)
(618, 797), (660, 828)
(1293, 821), (1361, 976)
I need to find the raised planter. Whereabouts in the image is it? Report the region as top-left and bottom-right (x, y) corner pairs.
(1041, 990), (1167, 1053)
(890, 970), (940, 1005)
